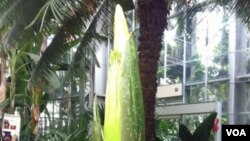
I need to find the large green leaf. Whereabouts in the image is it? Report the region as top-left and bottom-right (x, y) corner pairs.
(179, 124), (194, 141)
(193, 112), (217, 141)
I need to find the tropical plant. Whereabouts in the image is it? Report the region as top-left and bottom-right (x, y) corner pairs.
(1, 1), (250, 141)
(155, 117), (179, 141)
(179, 112), (217, 141)
(0, 0), (134, 138)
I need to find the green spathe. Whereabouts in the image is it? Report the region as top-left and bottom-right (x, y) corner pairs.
(104, 4), (145, 141)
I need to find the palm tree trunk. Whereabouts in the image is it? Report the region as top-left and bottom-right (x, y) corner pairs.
(137, 0), (168, 140)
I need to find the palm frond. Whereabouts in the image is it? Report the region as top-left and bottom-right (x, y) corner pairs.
(22, 0), (101, 49)
(95, 0), (115, 38)
(2, 0), (136, 94)
(0, 0), (23, 28)
(1, 0), (46, 47)
(25, 0), (80, 30)
(27, 0), (110, 91)
(1, 0), (90, 48)
(169, 0), (218, 35)
(27, 18), (78, 92)
(231, 0), (250, 27)
(64, 0), (115, 81)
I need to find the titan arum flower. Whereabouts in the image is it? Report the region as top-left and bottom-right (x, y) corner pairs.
(103, 4), (145, 141)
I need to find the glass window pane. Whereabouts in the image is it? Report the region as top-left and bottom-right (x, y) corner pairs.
(183, 114), (210, 132)
(186, 61), (205, 83)
(208, 54), (229, 80)
(186, 84), (205, 103)
(156, 96), (183, 106)
(167, 40), (184, 62)
(207, 81), (229, 102)
(235, 82), (250, 124)
(166, 64), (183, 84)
(236, 49), (250, 76)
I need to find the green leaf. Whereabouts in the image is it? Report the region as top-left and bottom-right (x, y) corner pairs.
(26, 53), (40, 63)
(179, 124), (194, 141)
(193, 112), (217, 141)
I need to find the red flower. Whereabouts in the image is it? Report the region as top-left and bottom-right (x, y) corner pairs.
(215, 118), (219, 124)
(212, 124), (219, 132)
(212, 118), (219, 132)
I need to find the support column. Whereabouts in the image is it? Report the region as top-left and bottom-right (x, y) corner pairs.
(228, 15), (237, 124)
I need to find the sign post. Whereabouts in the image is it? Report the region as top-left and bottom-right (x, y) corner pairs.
(1, 114), (21, 141)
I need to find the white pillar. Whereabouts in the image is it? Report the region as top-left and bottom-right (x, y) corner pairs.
(228, 15), (237, 124)
(216, 102), (222, 141)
